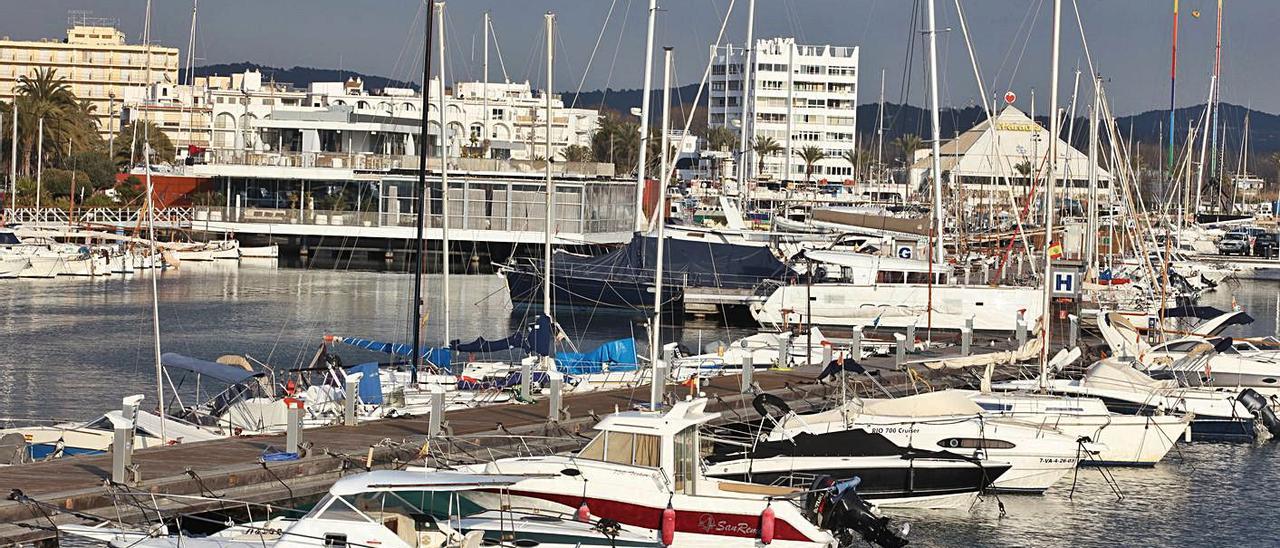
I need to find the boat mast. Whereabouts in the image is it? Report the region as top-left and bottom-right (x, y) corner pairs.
(483, 11), (490, 160)
(924, 0), (944, 337)
(736, 0), (756, 185)
(8, 99), (15, 200)
(183, 0), (198, 160)
(543, 12), (556, 324)
(1040, 0), (1062, 391)
(650, 47), (673, 412)
(1208, 0), (1223, 212)
(437, 1), (451, 350)
(876, 68), (885, 183)
(633, 0), (658, 232)
(1194, 74), (1215, 217)
(1167, 0), (1180, 211)
(1087, 75), (1100, 273)
(141, 0), (166, 443)
(411, 0), (437, 384)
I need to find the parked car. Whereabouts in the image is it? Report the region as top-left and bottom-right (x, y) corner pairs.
(1254, 232), (1280, 257)
(1218, 232), (1250, 255)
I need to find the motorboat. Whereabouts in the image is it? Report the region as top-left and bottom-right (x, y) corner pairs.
(757, 390), (1091, 493)
(995, 357), (1280, 443)
(703, 395), (1011, 509)
(471, 399), (909, 547)
(1097, 311), (1280, 391)
(61, 470), (660, 548)
(671, 327), (829, 381)
(241, 244), (280, 259)
(751, 250), (1042, 332)
(0, 254), (29, 278)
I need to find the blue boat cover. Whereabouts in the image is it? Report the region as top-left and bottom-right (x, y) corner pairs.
(334, 337), (453, 369)
(345, 362), (384, 405)
(555, 338), (638, 375)
(161, 352), (261, 384)
(451, 315), (554, 356)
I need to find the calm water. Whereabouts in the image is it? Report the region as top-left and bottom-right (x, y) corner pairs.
(3, 264), (1278, 546)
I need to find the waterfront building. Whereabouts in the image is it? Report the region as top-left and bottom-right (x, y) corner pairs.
(0, 18), (179, 137)
(908, 105), (1112, 204)
(709, 37), (860, 183)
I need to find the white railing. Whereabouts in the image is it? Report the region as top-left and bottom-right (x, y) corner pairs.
(8, 208), (195, 228)
(203, 150), (616, 178)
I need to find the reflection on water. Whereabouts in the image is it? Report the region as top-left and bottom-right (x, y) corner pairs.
(0, 261), (746, 421)
(5, 268), (1279, 546)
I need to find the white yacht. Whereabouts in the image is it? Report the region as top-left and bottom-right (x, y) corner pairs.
(751, 250), (1042, 332)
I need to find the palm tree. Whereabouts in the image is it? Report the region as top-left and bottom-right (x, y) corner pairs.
(705, 126), (739, 152)
(591, 113), (640, 175)
(795, 146), (826, 186)
(112, 120), (175, 167)
(12, 68), (101, 176)
(560, 144), (593, 163)
(752, 137), (782, 177)
(892, 134), (924, 166)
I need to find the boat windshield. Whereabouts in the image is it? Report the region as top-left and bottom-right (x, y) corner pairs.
(306, 491), (487, 524)
(577, 431), (661, 468)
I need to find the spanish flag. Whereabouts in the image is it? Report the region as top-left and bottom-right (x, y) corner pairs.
(1048, 242), (1063, 259)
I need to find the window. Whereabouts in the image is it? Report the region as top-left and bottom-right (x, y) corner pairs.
(578, 431), (660, 468)
(937, 438), (1016, 450)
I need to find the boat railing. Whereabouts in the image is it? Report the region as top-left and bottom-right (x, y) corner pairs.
(417, 433), (588, 469)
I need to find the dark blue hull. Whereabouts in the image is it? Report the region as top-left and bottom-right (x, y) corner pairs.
(1096, 397), (1256, 443)
(502, 266), (683, 314)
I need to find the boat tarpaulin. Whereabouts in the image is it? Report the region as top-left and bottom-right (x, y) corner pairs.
(345, 362), (383, 405)
(526, 232), (789, 289)
(451, 315), (553, 356)
(161, 352), (261, 384)
(555, 338), (638, 375)
(333, 337), (453, 369)
(817, 357), (866, 381)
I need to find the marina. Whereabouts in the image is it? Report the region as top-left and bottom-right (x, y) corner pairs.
(4, 0), (1280, 547)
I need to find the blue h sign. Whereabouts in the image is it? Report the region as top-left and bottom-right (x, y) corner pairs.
(1052, 272), (1076, 296)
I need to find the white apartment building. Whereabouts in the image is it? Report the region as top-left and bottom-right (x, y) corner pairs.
(0, 19), (179, 137)
(126, 70), (598, 165)
(709, 37), (859, 183)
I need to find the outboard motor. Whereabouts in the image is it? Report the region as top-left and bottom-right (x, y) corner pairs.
(1238, 388), (1280, 438)
(812, 478), (910, 548)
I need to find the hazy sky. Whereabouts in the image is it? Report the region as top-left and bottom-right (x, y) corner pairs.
(5, 0), (1279, 115)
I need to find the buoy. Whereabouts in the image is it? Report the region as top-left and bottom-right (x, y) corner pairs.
(576, 502), (591, 522)
(661, 504), (676, 546)
(760, 505), (776, 544)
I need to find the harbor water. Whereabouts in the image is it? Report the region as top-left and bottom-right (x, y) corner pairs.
(2, 264), (1278, 547)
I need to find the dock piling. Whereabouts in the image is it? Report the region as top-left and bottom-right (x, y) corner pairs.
(285, 398), (303, 455)
(905, 320), (917, 352)
(776, 335), (791, 369)
(850, 327), (862, 361)
(428, 385), (445, 437)
(520, 359), (533, 401)
(894, 333), (906, 369)
(1016, 310), (1027, 347)
(740, 353), (753, 393)
(821, 343), (832, 367)
(548, 372), (564, 422)
(344, 372), (362, 427)
(111, 395), (143, 485)
(1068, 314), (1080, 348)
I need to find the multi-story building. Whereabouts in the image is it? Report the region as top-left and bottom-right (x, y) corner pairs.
(0, 18), (180, 138)
(709, 37), (859, 183)
(125, 70), (598, 165)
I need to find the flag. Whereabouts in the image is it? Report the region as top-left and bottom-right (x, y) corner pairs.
(1048, 242), (1063, 259)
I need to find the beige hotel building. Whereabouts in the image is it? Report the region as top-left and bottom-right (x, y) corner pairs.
(0, 22), (179, 137)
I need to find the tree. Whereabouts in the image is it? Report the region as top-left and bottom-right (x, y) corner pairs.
(892, 134), (924, 165)
(795, 146), (826, 185)
(590, 113), (640, 175)
(705, 126), (739, 152)
(6, 68), (103, 178)
(111, 120), (175, 167)
(62, 151), (117, 192)
(560, 144), (593, 163)
(752, 136), (782, 176)
(1014, 160), (1033, 178)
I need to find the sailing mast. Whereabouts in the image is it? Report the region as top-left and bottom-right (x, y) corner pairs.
(141, 0), (166, 443)
(924, 0), (944, 335)
(483, 11), (490, 160)
(876, 68), (885, 183)
(1208, 0), (1223, 211)
(542, 12), (556, 377)
(437, 2), (451, 350)
(1040, 0), (1062, 391)
(411, 0), (437, 384)
(633, 0), (658, 231)
(650, 47), (673, 412)
(736, 0), (756, 185)
(182, 0), (198, 160)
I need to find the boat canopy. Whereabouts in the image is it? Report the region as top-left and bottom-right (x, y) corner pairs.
(1083, 359), (1178, 390)
(451, 315), (553, 356)
(161, 353), (262, 385)
(331, 337), (453, 368)
(555, 338), (638, 375)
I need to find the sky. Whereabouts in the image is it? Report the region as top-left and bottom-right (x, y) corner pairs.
(4, 0), (1280, 116)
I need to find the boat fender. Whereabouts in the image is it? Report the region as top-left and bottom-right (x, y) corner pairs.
(760, 505), (775, 544)
(576, 501), (591, 522)
(752, 393), (792, 424)
(661, 503), (676, 546)
(1238, 388), (1280, 438)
